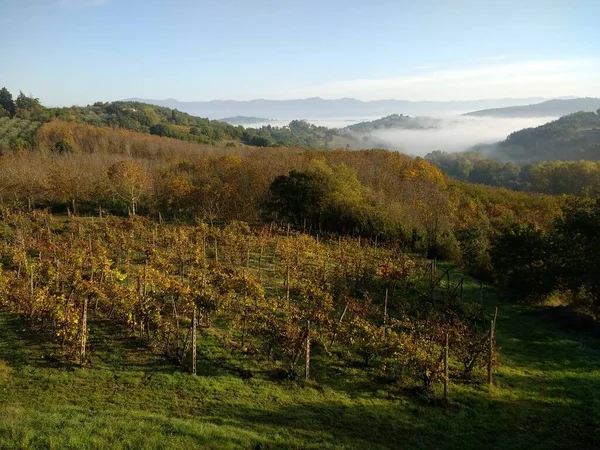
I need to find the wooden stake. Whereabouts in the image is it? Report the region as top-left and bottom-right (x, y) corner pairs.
(383, 288), (388, 336)
(305, 320), (311, 381)
(80, 297), (88, 367)
(192, 305), (197, 375)
(444, 332), (449, 403)
(329, 302), (349, 348)
(214, 238), (219, 265)
(285, 265), (290, 304)
(258, 245), (263, 281)
(487, 307), (497, 386)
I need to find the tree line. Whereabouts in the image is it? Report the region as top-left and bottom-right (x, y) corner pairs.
(426, 150), (600, 195)
(491, 195), (600, 319)
(0, 87), (350, 151)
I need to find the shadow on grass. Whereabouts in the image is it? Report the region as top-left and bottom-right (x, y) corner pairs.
(0, 310), (77, 370)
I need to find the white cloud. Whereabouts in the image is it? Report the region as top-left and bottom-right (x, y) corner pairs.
(275, 58), (600, 101)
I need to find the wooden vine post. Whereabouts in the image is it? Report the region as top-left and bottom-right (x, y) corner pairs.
(305, 320), (311, 381)
(80, 297), (88, 367)
(258, 245), (263, 281)
(191, 305), (197, 375)
(214, 238), (219, 265)
(329, 302), (349, 348)
(383, 288), (388, 336)
(285, 265), (290, 304)
(246, 237), (251, 269)
(443, 331), (449, 404)
(488, 307), (498, 386)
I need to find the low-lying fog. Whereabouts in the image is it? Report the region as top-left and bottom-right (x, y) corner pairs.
(350, 116), (555, 155)
(240, 116), (555, 155)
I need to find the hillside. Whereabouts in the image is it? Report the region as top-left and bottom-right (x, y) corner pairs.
(218, 116), (273, 125)
(47, 101), (243, 145)
(494, 110), (600, 161)
(0, 88), (353, 151)
(464, 98), (600, 118)
(342, 114), (442, 132)
(425, 111), (600, 193)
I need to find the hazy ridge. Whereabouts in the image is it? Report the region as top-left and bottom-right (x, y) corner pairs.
(464, 98), (600, 118)
(124, 96), (549, 119)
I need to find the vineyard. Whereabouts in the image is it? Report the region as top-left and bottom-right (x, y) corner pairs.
(2, 211), (599, 449)
(0, 117), (41, 152)
(0, 210), (493, 394)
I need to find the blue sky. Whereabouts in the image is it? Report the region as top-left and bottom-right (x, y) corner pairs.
(1, 0), (599, 105)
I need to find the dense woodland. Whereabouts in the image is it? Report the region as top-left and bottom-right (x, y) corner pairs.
(425, 149), (600, 194)
(0, 87), (349, 150)
(458, 111), (600, 165)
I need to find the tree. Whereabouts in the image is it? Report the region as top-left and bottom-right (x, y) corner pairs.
(107, 160), (151, 215)
(265, 170), (326, 227)
(149, 123), (175, 138)
(552, 196), (600, 318)
(0, 87), (15, 117)
(15, 91), (44, 120)
(490, 223), (555, 300)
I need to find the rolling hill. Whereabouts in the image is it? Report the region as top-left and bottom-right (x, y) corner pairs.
(218, 116), (273, 125)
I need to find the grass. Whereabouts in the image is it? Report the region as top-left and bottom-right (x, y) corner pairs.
(1, 266), (600, 449)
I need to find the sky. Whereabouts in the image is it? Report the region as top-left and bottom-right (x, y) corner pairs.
(1, 0), (599, 106)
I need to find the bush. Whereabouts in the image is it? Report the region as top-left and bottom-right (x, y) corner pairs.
(54, 140), (73, 154)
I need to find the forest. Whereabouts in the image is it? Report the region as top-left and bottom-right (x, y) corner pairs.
(467, 111), (600, 163)
(1, 87), (600, 448)
(425, 149), (600, 194)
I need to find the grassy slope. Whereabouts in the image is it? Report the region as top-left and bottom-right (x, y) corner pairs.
(1, 268), (600, 449)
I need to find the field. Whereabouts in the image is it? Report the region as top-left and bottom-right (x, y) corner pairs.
(1, 259), (599, 450)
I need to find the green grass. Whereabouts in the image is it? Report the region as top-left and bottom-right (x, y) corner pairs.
(1, 267), (600, 449)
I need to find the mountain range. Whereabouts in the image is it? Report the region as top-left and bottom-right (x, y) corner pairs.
(464, 98), (600, 118)
(123, 97), (549, 120)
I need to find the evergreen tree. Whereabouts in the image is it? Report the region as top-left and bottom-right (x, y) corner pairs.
(0, 87), (16, 117)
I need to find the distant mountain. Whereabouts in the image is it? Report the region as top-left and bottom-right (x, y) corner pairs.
(123, 97), (548, 119)
(464, 98), (600, 118)
(218, 116), (273, 125)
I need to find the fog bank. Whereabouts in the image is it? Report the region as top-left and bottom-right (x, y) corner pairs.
(349, 116), (554, 155)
